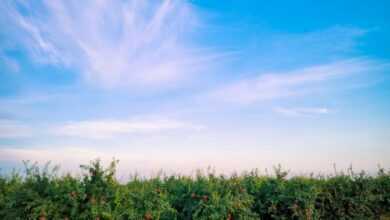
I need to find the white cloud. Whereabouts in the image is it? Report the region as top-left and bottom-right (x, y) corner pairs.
(4, 0), (217, 88)
(0, 147), (102, 163)
(54, 118), (205, 139)
(274, 107), (330, 117)
(0, 117), (204, 140)
(210, 58), (383, 104)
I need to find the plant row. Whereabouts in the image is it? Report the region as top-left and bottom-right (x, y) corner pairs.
(0, 160), (389, 219)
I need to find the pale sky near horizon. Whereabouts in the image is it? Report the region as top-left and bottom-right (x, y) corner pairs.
(0, 0), (389, 176)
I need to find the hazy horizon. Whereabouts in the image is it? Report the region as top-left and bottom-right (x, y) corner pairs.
(1, 0), (389, 176)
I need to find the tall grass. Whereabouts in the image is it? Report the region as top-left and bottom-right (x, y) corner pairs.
(0, 159), (389, 219)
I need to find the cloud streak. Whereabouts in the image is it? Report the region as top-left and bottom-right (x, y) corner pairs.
(0, 117), (204, 140)
(3, 0), (216, 88)
(210, 58), (385, 104)
(274, 107), (330, 117)
(54, 118), (204, 139)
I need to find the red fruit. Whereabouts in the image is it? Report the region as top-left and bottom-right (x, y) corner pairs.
(144, 212), (153, 220)
(39, 210), (47, 220)
(70, 191), (77, 198)
(90, 196), (97, 204)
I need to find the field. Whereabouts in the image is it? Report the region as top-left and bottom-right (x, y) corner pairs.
(0, 160), (389, 220)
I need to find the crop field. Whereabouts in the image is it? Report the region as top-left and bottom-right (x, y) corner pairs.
(0, 160), (389, 220)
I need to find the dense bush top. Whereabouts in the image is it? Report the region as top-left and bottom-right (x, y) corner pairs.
(0, 160), (389, 220)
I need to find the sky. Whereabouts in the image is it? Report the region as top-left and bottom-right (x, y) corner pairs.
(0, 0), (389, 176)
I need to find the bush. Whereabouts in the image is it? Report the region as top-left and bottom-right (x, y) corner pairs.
(0, 160), (389, 219)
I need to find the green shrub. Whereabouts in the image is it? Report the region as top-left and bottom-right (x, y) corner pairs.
(0, 160), (389, 220)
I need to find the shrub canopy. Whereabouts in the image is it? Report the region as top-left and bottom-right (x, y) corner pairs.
(0, 160), (389, 219)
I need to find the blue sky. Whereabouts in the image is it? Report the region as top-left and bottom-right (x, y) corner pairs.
(0, 0), (389, 175)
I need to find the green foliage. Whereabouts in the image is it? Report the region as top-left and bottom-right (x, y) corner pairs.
(0, 160), (389, 219)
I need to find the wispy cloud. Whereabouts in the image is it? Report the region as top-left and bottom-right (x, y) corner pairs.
(210, 58), (385, 104)
(274, 107), (330, 117)
(0, 117), (204, 140)
(54, 118), (204, 139)
(2, 0), (217, 88)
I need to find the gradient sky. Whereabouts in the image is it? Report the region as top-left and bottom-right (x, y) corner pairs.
(0, 0), (389, 176)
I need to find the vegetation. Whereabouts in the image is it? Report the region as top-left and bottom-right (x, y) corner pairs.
(0, 160), (389, 220)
